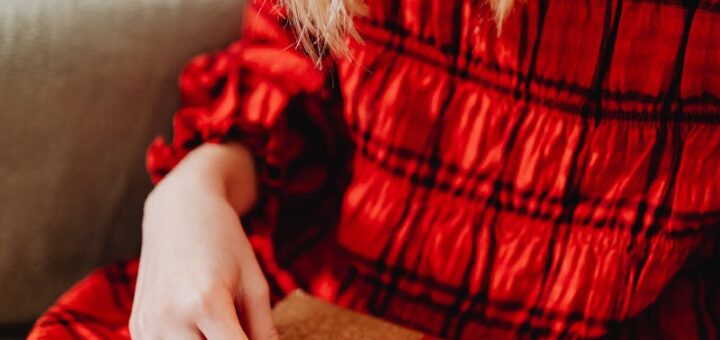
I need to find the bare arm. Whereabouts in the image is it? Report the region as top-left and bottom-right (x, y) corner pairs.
(152, 143), (259, 216)
(132, 143), (278, 340)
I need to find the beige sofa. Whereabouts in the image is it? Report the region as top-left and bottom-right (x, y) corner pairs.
(0, 0), (244, 333)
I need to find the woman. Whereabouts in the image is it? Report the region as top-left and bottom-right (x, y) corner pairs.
(30, 0), (719, 338)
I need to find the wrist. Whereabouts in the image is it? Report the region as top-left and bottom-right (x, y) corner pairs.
(146, 143), (258, 215)
(144, 166), (221, 214)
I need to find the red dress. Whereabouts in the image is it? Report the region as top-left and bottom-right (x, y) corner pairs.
(30, 0), (720, 338)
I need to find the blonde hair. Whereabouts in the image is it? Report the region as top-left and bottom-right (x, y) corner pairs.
(279, 0), (514, 63)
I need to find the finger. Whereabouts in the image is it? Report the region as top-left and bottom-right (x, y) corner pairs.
(196, 293), (249, 340)
(234, 226), (278, 339)
(129, 306), (203, 340)
(133, 322), (203, 340)
(240, 281), (278, 340)
(161, 325), (204, 340)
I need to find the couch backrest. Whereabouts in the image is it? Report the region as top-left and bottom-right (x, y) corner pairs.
(0, 0), (244, 323)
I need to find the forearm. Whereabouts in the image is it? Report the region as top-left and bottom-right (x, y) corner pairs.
(149, 143), (259, 215)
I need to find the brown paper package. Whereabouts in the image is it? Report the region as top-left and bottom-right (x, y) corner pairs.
(272, 290), (430, 340)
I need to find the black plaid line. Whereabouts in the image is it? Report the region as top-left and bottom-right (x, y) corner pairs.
(361, 0), (421, 317)
(38, 312), (83, 340)
(374, 0), (466, 319)
(638, 0), (720, 11)
(355, 20), (720, 124)
(102, 264), (134, 315)
(357, 15), (720, 109)
(453, 1), (551, 336)
(346, 254), (621, 327)
(358, 139), (714, 236)
(58, 306), (126, 329)
(350, 266), (621, 336)
(526, 0), (625, 337)
(641, 0), (700, 242)
(44, 306), (120, 339)
(352, 124), (717, 235)
(626, 1), (700, 307)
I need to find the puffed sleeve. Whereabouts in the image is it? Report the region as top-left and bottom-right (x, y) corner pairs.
(146, 1), (351, 242)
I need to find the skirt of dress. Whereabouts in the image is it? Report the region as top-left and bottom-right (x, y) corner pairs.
(28, 240), (718, 340)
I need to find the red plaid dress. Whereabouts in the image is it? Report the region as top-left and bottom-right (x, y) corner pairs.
(30, 0), (720, 338)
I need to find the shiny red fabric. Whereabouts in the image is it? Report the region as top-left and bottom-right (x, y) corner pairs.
(30, 0), (720, 338)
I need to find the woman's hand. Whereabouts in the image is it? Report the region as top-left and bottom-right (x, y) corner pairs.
(130, 144), (278, 340)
